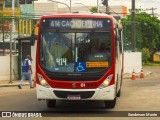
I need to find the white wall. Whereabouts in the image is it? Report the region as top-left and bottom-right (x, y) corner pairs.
(31, 40), (37, 77)
(124, 52), (142, 73)
(0, 40), (37, 81)
(0, 55), (18, 80)
(0, 51), (142, 80)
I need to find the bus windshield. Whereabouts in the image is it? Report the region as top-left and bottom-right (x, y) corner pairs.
(39, 30), (112, 73)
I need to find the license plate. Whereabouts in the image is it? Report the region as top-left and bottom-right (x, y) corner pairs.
(67, 95), (81, 100)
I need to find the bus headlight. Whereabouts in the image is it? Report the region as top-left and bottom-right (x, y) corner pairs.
(37, 73), (51, 88)
(99, 74), (113, 89)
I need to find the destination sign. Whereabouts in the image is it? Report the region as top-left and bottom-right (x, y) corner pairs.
(41, 18), (112, 29)
(86, 62), (109, 68)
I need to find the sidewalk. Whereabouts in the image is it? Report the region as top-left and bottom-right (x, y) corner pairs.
(0, 80), (35, 96)
(0, 80), (30, 87)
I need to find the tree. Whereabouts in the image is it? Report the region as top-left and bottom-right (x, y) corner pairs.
(141, 48), (150, 63)
(90, 7), (97, 13)
(122, 12), (160, 53)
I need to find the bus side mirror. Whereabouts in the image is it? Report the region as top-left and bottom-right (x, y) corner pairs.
(30, 33), (37, 45)
(30, 24), (39, 45)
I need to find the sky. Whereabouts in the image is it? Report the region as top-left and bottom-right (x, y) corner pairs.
(35, 0), (160, 17)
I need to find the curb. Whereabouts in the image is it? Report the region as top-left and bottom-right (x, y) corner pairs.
(0, 83), (30, 87)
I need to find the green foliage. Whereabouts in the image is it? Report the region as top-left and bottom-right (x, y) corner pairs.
(143, 61), (160, 66)
(90, 7), (97, 13)
(122, 12), (160, 52)
(141, 48), (150, 63)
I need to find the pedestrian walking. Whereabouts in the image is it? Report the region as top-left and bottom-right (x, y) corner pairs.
(18, 55), (34, 89)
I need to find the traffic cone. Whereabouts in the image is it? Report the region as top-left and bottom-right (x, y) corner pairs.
(131, 69), (136, 80)
(140, 68), (144, 79)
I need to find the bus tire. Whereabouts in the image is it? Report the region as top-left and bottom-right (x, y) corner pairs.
(46, 100), (56, 108)
(117, 78), (123, 97)
(117, 89), (121, 97)
(117, 82), (121, 97)
(104, 98), (116, 109)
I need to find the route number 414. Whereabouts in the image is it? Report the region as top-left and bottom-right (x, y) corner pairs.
(56, 58), (67, 66)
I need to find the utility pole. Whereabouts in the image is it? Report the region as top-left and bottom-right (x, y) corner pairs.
(97, 0), (99, 13)
(101, 0), (109, 14)
(106, 0), (109, 14)
(9, 0), (15, 83)
(146, 7), (157, 17)
(70, 0), (71, 13)
(131, 0), (136, 52)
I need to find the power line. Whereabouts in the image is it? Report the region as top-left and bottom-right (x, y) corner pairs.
(145, 7), (157, 16)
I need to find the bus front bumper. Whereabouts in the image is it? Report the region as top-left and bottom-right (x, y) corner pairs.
(36, 84), (115, 100)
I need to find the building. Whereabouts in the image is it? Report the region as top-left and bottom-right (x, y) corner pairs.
(153, 52), (160, 62)
(0, 0), (35, 80)
(58, 5), (128, 18)
(34, 2), (58, 17)
(0, 1), (128, 80)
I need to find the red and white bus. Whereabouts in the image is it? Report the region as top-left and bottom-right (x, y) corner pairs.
(35, 13), (123, 108)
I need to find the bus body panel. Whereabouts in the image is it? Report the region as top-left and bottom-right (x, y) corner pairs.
(36, 84), (115, 100)
(36, 63), (115, 89)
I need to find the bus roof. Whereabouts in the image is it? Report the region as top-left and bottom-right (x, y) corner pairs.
(40, 13), (115, 20)
(40, 13), (121, 29)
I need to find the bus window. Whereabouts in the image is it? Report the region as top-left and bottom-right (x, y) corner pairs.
(39, 31), (112, 73)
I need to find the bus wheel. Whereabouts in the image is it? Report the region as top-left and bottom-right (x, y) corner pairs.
(46, 100), (56, 108)
(117, 79), (123, 97)
(117, 89), (121, 97)
(104, 98), (116, 109)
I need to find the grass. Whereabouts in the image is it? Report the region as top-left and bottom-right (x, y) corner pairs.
(143, 61), (160, 66)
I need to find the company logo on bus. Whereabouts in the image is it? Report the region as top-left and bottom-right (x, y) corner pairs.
(72, 83), (77, 89)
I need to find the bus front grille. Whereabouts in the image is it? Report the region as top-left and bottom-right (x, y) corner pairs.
(54, 90), (95, 99)
(47, 75), (101, 81)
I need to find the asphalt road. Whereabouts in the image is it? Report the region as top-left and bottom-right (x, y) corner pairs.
(0, 66), (160, 118)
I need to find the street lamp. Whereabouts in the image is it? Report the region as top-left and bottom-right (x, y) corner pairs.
(76, 1), (102, 13)
(48, 0), (71, 13)
(75, 3), (91, 11)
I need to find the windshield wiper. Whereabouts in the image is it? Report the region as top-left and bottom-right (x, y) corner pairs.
(56, 29), (71, 47)
(79, 29), (96, 50)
